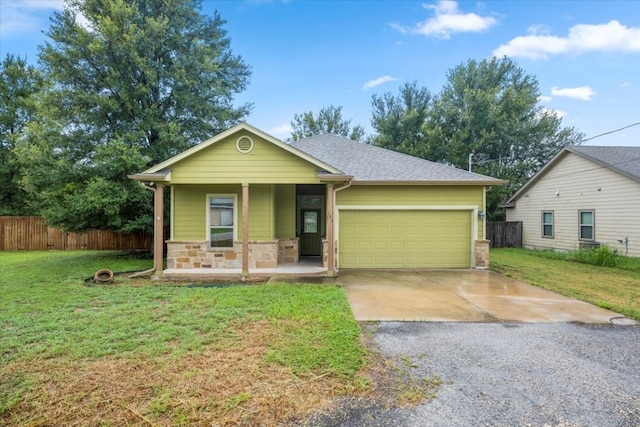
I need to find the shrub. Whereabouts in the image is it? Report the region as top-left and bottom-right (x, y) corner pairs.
(570, 245), (620, 267)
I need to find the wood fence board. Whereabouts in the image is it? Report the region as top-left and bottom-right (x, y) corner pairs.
(487, 221), (523, 248)
(0, 216), (153, 251)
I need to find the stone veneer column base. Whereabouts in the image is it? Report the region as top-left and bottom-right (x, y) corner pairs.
(167, 240), (278, 270)
(278, 238), (299, 264)
(475, 240), (490, 269)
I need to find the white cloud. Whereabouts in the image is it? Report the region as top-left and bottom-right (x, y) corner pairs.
(362, 75), (398, 90)
(551, 86), (596, 101)
(620, 81), (632, 88)
(391, 0), (498, 39)
(494, 20), (640, 60)
(538, 95), (553, 103)
(0, 0), (64, 37)
(269, 124), (293, 139)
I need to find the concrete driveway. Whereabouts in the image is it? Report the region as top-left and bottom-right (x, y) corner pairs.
(338, 269), (635, 324)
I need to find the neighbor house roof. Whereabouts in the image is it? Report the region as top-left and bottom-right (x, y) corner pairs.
(503, 145), (640, 206)
(291, 134), (505, 185)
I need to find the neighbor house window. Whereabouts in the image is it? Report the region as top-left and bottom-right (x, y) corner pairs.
(542, 211), (554, 238)
(208, 195), (236, 248)
(579, 210), (595, 240)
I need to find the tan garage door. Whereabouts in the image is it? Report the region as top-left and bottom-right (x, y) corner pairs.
(338, 210), (472, 268)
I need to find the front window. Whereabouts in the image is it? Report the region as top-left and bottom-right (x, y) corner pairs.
(579, 210), (594, 240)
(542, 211), (554, 238)
(209, 196), (235, 248)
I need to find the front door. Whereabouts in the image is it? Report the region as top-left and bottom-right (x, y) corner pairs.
(300, 209), (322, 256)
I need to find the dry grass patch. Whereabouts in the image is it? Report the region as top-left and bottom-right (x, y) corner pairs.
(2, 322), (369, 426)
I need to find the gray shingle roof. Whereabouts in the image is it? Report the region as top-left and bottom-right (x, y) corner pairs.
(568, 146), (640, 181)
(291, 134), (504, 184)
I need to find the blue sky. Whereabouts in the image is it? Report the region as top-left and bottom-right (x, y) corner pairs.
(1, 0), (639, 146)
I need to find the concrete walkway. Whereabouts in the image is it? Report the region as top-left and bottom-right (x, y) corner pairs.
(339, 269), (636, 324)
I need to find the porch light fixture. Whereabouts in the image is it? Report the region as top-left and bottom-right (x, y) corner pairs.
(478, 211), (485, 218)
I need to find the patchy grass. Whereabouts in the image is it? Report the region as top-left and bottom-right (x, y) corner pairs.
(491, 248), (640, 321)
(0, 251), (370, 426)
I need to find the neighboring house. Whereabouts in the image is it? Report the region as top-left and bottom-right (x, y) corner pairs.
(502, 146), (640, 258)
(129, 123), (505, 277)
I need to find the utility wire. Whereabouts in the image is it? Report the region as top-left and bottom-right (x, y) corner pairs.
(471, 120), (640, 167)
(578, 121), (640, 144)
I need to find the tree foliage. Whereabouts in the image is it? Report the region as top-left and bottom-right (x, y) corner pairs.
(290, 105), (365, 141)
(369, 81), (431, 158)
(0, 55), (44, 215)
(17, 0), (251, 231)
(424, 57), (583, 219)
(369, 57), (583, 220)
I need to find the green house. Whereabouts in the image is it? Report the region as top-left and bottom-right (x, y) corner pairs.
(129, 123), (505, 278)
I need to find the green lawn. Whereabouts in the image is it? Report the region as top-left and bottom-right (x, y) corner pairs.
(0, 251), (366, 425)
(491, 248), (640, 321)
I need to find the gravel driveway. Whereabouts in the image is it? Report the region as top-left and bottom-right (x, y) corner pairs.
(299, 322), (640, 427)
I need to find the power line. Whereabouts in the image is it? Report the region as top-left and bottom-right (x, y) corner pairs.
(579, 121), (640, 144)
(470, 120), (640, 169)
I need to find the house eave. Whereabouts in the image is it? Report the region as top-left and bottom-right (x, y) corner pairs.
(128, 172), (171, 182)
(350, 179), (508, 186)
(317, 174), (354, 182)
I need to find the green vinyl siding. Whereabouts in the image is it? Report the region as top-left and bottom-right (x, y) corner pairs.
(172, 184), (274, 241)
(169, 133), (321, 184)
(275, 184), (296, 238)
(173, 185), (239, 241)
(336, 185), (482, 205)
(248, 184), (274, 240)
(337, 185), (484, 239)
(339, 210), (472, 268)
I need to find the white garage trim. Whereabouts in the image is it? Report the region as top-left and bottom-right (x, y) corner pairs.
(335, 205), (478, 269)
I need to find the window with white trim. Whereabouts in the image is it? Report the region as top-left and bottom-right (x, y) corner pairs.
(579, 210), (595, 241)
(208, 195), (236, 248)
(542, 211), (554, 238)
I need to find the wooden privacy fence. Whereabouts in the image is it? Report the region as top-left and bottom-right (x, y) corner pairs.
(0, 216), (153, 251)
(487, 221), (523, 248)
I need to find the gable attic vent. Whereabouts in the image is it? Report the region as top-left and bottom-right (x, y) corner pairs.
(236, 136), (254, 153)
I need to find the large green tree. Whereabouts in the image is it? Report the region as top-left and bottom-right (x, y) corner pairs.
(369, 81), (431, 157)
(0, 55), (44, 215)
(424, 57), (583, 219)
(17, 0), (251, 231)
(368, 57), (583, 220)
(290, 105), (365, 141)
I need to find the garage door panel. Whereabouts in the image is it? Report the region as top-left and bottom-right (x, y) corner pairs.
(339, 210), (472, 268)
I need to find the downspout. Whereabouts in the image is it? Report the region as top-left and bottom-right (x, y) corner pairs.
(330, 178), (353, 273)
(138, 181), (163, 275)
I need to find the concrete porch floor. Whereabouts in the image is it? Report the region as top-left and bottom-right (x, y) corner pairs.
(339, 269), (637, 324)
(162, 257), (327, 280)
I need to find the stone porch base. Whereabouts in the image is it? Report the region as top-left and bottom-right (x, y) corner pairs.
(167, 238), (302, 271)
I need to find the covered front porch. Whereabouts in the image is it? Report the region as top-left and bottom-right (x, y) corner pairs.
(128, 124), (352, 279)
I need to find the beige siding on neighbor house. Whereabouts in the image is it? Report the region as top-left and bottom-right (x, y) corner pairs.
(168, 133), (322, 184)
(506, 153), (640, 257)
(172, 184), (276, 241)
